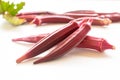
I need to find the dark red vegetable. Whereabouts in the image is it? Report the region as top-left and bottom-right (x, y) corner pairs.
(14, 10), (118, 64)
(77, 36), (114, 52)
(75, 17), (111, 26)
(31, 15), (74, 26)
(100, 14), (120, 22)
(17, 11), (56, 16)
(12, 33), (49, 43)
(18, 15), (74, 26)
(64, 10), (120, 22)
(63, 13), (98, 19)
(12, 34), (114, 52)
(18, 14), (111, 26)
(97, 12), (119, 15)
(64, 10), (96, 14)
(64, 10), (120, 16)
(16, 19), (88, 63)
(33, 18), (92, 64)
(17, 10), (120, 24)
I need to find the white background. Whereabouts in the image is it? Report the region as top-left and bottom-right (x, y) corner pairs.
(1, 0), (120, 80)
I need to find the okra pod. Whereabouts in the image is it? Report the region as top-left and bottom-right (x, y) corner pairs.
(100, 14), (120, 22)
(16, 19), (87, 63)
(12, 34), (114, 52)
(12, 33), (49, 43)
(77, 36), (114, 52)
(65, 10), (96, 14)
(17, 11), (56, 16)
(33, 19), (92, 64)
(31, 15), (74, 26)
(63, 13), (98, 19)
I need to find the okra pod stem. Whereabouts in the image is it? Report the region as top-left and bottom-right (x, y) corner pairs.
(91, 17), (112, 26)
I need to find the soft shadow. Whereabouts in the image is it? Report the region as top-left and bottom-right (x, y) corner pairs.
(92, 25), (108, 29)
(16, 48), (110, 65)
(12, 41), (34, 47)
(34, 48), (110, 65)
(1, 22), (18, 30)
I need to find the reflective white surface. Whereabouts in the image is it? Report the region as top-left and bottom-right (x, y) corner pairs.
(0, 0), (120, 80)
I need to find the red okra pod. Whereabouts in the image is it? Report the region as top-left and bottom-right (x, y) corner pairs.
(64, 10), (96, 14)
(63, 13), (98, 19)
(65, 10), (120, 15)
(33, 16), (111, 26)
(62, 13), (111, 26)
(75, 17), (111, 26)
(31, 15), (74, 26)
(64, 10), (120, 22)
(77, 36), (114, 52)
(12, 34), (114, 52)
(12, 33), (49, 43)
(18, 15), (74, 26)
(17, 11), (56, 16)
(18, 14), (111, 26)
(33, 19), (92, 64)
(97, 12), (120, 15)
(68, 12), (120, 22)
(100, 14), (120, 22)
(16, 19), (87, 63)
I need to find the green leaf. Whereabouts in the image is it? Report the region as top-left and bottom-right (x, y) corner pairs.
(0, 0), (25, 15)
(0, 0), (3, 13)
(16, 2), (25, 11)
(0, 0), (5, 14)
(7, 3), (16, 15)
(7, 2), (25, 16)
(0, 4), (3, 14)
(1, 1), (9, 12)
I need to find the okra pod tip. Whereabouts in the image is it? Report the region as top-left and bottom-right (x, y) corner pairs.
(100, 39), (115, 52)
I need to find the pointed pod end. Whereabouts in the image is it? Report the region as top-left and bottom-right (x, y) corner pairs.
(33, 61), (39, 64)
(33, 59), (44, 64)
(12, 39), (17, 42)
(16, 59), (22, 64)
(12, 38), (23, 42)
(33, 57), (51, 64)
(16, 57), (26, 64)
(111, 45), (116, 50)
(101, 39), (115, 52)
